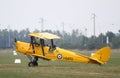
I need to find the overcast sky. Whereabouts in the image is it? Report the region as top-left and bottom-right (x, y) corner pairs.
(0, 0), (120, 36)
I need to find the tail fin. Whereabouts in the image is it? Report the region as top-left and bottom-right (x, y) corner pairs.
(90, 46), (111, 64)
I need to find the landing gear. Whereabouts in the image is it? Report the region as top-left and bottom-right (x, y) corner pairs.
(28, 57), (38, 67)
(28, 61), (38, 67)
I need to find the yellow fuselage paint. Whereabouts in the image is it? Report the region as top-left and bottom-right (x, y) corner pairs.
(16, 41), (110, 65)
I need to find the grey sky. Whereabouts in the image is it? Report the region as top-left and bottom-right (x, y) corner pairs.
(0, 0), (120, 36)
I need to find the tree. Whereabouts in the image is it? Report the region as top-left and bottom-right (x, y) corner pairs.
(0, 28), (120, 49)
(86, 36), (98, 50)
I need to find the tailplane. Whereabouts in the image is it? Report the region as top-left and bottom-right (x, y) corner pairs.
(90, 46), (111, 64)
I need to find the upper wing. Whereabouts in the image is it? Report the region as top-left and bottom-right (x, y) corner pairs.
(28, 32), (61, 39)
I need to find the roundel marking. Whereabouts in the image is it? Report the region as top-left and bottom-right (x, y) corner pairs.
(57, 54), (62, 59)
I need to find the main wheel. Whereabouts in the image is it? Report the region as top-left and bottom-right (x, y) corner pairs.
(28, 61), (38, 67)
(28, 62), (34, 67)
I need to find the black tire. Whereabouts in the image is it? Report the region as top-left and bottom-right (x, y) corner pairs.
(28, 61), (38, 67)
(28, 62), (34, 67)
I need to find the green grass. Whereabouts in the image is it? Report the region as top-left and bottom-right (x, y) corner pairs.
(0, 49), (120, 78)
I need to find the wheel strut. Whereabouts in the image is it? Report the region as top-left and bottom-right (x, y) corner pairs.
(28, 57), (38, 67)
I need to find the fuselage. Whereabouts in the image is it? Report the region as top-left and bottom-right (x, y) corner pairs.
(16, 41), (92, 63)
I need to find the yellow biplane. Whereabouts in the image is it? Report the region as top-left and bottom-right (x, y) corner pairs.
(15, 32), (111, 67)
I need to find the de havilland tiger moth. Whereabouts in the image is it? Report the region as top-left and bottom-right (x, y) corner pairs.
(14, 32), (111, 67)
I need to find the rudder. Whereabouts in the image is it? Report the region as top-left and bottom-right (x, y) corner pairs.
(90, 46), (111, 64)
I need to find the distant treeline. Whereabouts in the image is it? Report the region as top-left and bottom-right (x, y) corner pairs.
(0, 28), (120, 50)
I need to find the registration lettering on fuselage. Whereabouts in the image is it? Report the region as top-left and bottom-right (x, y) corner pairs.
(63, 57), (73, 61)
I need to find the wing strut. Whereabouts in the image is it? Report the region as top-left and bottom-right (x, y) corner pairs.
(40, 39), (45, 56)
(31, 36), (35, 53)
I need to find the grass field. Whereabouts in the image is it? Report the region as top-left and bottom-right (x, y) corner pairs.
(0, 49), (120, 78)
